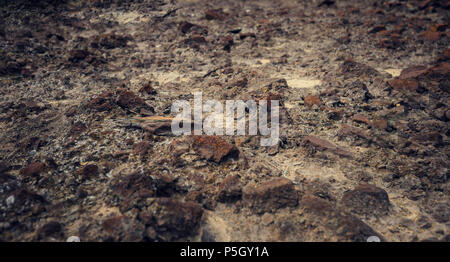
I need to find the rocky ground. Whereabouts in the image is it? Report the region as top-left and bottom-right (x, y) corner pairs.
(0, 0), (449, 242)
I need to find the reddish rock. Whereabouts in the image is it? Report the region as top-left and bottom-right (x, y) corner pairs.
(372, 119), (388, 130)
(112, 172), (155, 204)
(399, 65), (428, 79)
(427, 62), (450, 78)
(140, 198), (204, 240)
(204, 9), (227, 20)
(102, 216), (145, 242)
(217, 174), (242, 202)
(341, 184), (390, 217)
(20, 162), (44, 177)
(117, 90), (147, 110)
(191, 135), (239, 163)
(132, 141), (150, 155)
(301, 194), (334, 214)
(420, 30), (442, 41)
(430, 24), (447, 32)
(387, 78), (419, 92)
(352, 114), (371, 125)
(242, 177), (298, 213)
(338, 124), (371, 140)
(302, 135), (352, 158)
(89, 91), (114, 111)
(304, 95), (321, 107)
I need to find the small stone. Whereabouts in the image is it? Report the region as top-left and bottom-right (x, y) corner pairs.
(6, 195), (15, 206)
(20, 162), (44, 177)
(66, 236), (81, 242)
(261, 213), (274, 225)
(304, 95), (321, 107)
(372, 119), (388, 130)
(352, 114), (371, 125)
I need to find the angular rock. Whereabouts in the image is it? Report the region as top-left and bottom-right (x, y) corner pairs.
(140, 198), (203, 240)
(387, 78), (419, 92)
(20, 162), (44, 177)
(304, 95), (321, 107)
(191, 135), (239, 163)
(242, 177), (298, 213)
(341, 184), (390, 217)
(217, 174), (242, 202)
(102, 216), (145, 242)
(302, 135), (352, 158)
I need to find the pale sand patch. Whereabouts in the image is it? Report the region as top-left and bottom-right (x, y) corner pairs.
(286, 78), (321, 89)
(383, 68), (402, 77)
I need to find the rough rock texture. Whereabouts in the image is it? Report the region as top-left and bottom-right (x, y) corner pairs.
(0, 0), (448, 242)
(341, 184), (391, 218)
(243, 177), (298, 213)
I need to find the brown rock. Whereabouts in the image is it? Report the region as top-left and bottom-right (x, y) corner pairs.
(239, 32), (256, 40)
(69, 121), (87, 136)
(117, 90), (147, 110)
(82, 164), (98, 179)
(261, 213), (275, 225)
(387, 78), (419, 92)
(205, 9), (227, 20)
(352, 114), (371, 125)
(139, 82), (157, 95)
(427, 62), (450, 78)
(304, 95), (321, 107)
(140, 198), (204, 240)
(94, 33), (129, 49)
(89, 91), (114, 112)
(217, 174), (242, 202)
(420, 30), (442, 41)
(68, 49), (89, 63)
(242, 177), (298, 213)
(372, 119), (388, 130)
(368, 25), (386, 34)
(191, 135), (239, 163)
(399, 65), (428, 79)
(38, 221), (63, 239)
(338, 124), (371, 140)
(221, 35), (234, 52)
(302, 135), (352, 158)
(20, 162), (44, 177)
(341, 184), (390, 217)
(102, 216), (145, 242)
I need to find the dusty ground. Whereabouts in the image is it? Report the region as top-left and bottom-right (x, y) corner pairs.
(0, 0), (449, 242)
